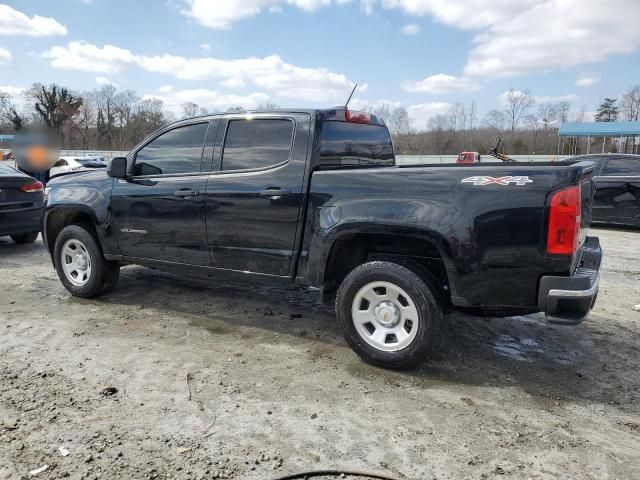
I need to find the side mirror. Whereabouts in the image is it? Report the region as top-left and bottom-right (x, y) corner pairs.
(108, 157), (128, 179)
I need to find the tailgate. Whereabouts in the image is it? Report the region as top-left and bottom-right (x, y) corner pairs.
(578, 163), (596, 244)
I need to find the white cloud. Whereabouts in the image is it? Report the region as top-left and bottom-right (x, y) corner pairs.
(44, 41), (356, 103)
(181, 0), (352, 29)
(575, 72), (600, 88)
(199, 43), (211, 52)
(0, 47), (11, 64)
(0, 4), (67, 36)
(459, 0), (640, 78)
(44, 41), (138, 73)
(220, 77), (247, 89)
(95, 76), (116, 86)
(144, 88), (270, 112)
(406, 102), (452, 129)
(379, 0), (538, 30)
(0, 85), (25, 97)
(381, 1), (640, 80)
(497, 89), (578, 106)
(180, 1), (640, 81)
(158, 84), (174, 93)
(534, 94), (578, 103)
(403, 73), (479, 94)
(401, 24), (420, 35)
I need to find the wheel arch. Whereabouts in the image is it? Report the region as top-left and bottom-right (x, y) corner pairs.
(43, 206), (100, 258)
(308, 223), (455, 300)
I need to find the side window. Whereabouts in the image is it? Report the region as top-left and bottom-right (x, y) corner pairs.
(134, 123), (209, 176)
(605, 158), (640, 176)
(221, 119), (293, 171)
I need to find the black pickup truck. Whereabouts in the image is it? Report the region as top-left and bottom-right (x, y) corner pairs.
(43, 108), (602, 369)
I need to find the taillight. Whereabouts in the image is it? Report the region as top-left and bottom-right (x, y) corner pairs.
(345, 110), (371, 124)
(547, 184), (581, 255)
(19, 181), (44, 193)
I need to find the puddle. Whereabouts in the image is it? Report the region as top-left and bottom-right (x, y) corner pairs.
(493, 334), (543, 362)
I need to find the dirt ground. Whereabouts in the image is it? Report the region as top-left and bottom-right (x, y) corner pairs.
(0, 227), (639, 480)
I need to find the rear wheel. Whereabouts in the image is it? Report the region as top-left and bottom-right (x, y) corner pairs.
(10, 232), (39, 244)
(54, 224), (120, 298)
(336, 261), (445, 370)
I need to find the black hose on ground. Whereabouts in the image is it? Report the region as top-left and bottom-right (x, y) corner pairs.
(269, 469), (404, 480)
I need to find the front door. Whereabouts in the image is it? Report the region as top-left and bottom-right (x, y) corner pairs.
(204, 114), (311, 276)
(111, 121), (213, 265)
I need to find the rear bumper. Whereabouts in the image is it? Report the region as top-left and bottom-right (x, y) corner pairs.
(0, 207), (43, 237)
(538, 236), (602, 325)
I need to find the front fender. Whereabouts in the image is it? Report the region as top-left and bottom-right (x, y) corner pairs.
(43, 174), (116, 255)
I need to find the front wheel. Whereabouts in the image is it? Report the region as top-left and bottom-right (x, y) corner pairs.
(53, 224), (120, 298)
(336, 261), (445, 370)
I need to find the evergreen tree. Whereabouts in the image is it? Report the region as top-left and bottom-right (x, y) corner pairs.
(595, 97), (619, 122)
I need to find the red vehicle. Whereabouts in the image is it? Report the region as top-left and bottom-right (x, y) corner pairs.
(456, 152), (481, 164)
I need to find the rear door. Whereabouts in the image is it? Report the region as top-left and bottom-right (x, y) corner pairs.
(204, 113), (311, 276)
(593, 157), (640, 223)
(111, 120), (215, 264)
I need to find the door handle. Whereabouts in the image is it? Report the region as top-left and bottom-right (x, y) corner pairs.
(174, 189), (199, 197)
(260, 188), (291, 198)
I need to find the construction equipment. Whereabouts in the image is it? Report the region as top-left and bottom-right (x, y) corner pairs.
(488, 137), (516, 163)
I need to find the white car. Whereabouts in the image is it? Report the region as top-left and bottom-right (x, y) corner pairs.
(50, 156), (107, 177)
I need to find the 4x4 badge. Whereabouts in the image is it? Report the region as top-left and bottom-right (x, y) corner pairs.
(461, 176), (533, 186)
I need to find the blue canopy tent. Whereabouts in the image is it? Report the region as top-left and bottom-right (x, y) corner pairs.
(0, 134), (14, 143)
(558, 121), (640, 155)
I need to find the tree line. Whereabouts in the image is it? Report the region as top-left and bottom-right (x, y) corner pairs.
(371, 86), (640, 155)
(1, 83), (639, 155)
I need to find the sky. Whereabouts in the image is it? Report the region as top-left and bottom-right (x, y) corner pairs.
(0, 0), (639, 129)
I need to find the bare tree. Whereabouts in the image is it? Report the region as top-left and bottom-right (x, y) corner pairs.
(428, 114), (453, 154)
(504, 88), (534, 134)
(371, 103), (392, 126)
(388, 107), (414, 152)
(181, 102), (199, 119)
(0, 92), (14, 128)
(27, 84), (83, 133)
(556, 101), (571, 123)
(113, 90), (140, 149)
(484, 109), (508, 131)
(621, 85), (640, 121)
(94, 85), (117, 148)
(76, 91), (96, 150)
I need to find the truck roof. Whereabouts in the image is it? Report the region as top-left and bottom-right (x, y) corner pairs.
(167, 107), (387, 128)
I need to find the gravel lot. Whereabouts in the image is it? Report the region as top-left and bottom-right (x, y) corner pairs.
(1, 227), (639, 480)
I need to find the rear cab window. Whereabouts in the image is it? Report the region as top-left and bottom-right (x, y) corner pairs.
(319, 120), (394, 168)
(221, 118), (294, 171)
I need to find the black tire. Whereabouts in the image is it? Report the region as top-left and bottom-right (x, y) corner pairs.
(53, 224), (120, 298)
(392, 259), (447, 356)
(10, 232), (39, 244)
(336, 260), (445, 370)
